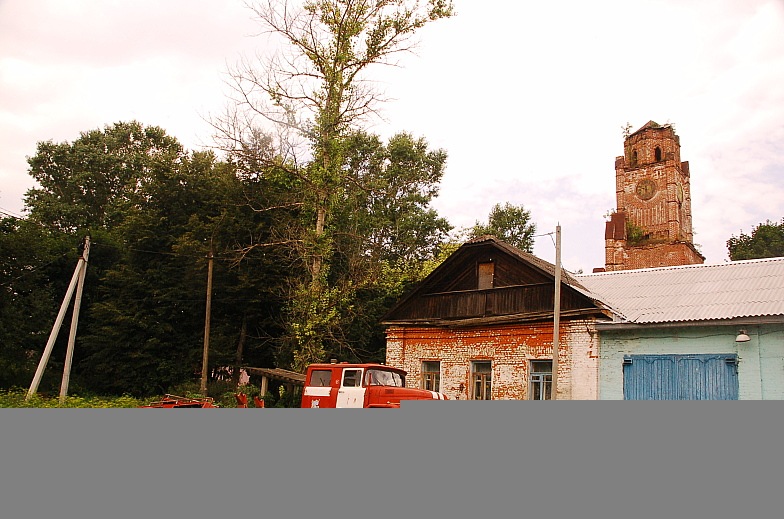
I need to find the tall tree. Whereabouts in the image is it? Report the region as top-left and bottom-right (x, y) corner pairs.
(727, 219), (784, 261)
(319, 130), (452, 362)
(470, 202), (537, 252)
(339, 131), (451, 266)
(25, 121), (185, 233)
(216, 0), (454, 369)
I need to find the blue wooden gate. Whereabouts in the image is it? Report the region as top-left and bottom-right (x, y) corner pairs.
(623, 354), (739, 400)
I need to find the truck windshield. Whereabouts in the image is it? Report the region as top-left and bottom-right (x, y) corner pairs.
(365, 369), (404, 387)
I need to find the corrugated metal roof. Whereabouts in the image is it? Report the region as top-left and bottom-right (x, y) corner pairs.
(575, 257), (784, 323)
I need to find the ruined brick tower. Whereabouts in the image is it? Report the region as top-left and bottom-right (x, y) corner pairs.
(604, 121), (704, 271)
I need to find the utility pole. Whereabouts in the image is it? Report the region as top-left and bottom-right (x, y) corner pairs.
(200, 244), (214, 396)
(551, 224), (561, 400)
(59, 236), (90, 404)
(27, 236), (90, 402)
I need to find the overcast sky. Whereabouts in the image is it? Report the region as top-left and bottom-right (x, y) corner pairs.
(2, 0), (783, 273)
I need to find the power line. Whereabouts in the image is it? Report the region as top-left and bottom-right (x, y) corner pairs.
(0, 207), (25, 219)
(0, 249), (76, 288)
(94, 242), (278, 262)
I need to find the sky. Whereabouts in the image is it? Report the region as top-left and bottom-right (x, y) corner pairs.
(1, 0), (783, 274)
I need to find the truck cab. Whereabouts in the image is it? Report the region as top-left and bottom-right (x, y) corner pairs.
(301, 363), (448, 408)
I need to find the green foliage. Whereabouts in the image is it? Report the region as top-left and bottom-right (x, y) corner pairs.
(4, 122), (455, 397)
(727, 219), (784, 260)
(0, 388), (145, 408)
(24, 121), (184, 233)
(216, 383), (261, 408)
(419, 241), (462, 278)
(625, 220), (649, 246)
(3, 122), (292, 397)
(338, 131), (452, 264)
(263, 385), (300, 408)
(286, 280), (345, 371)
(308, 131), (451, 365)
(0, 216), (76, 388)
(469, 202), (537, 252)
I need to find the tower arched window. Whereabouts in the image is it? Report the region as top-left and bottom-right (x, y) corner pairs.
(655, 146), (662, 161)
(631, 150), (638, 166)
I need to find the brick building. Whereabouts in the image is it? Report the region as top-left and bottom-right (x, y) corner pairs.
(382, 236), (611, 400)
(603, 121), (704, 271)
(379, 122), (765, 400)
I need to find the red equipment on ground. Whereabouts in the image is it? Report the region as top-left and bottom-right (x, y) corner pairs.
(139, 394), (218, 408)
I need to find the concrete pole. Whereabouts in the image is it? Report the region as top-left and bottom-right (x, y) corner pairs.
(26, 248), (84, 401)
(60, 237), (90, 404)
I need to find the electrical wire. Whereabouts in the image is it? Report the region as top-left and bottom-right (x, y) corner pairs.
(0, 249), (75, 288)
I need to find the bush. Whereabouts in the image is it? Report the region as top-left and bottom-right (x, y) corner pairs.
(0, 388), (145, 408)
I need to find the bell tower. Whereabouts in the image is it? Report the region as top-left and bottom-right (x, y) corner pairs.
(604, 121), (704, 271)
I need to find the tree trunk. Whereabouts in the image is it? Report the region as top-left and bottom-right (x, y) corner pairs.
(232, 314), (248, 387)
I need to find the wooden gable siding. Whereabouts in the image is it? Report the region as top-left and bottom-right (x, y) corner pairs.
(420, 246), (551, 294)
(383, 237), (602, 325)
(388, 283), (590, 322)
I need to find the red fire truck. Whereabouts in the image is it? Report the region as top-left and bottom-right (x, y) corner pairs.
(301, 362), (448, 408)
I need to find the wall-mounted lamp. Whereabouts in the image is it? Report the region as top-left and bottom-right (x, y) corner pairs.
(735, 329), (750, 343)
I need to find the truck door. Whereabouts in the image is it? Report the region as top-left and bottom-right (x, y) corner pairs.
(302, 368), (336, 408)
(336, 368), (365, 408)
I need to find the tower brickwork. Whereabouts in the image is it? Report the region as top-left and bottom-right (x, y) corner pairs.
(604, 121), (704, 271)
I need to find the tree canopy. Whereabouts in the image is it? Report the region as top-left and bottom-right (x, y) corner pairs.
(2, 116), (455, 396)
(2, 122), (294, 396)
(25, 121), (185, 233)
(469, 202), (537, 252)
(727, 219), (784, 261)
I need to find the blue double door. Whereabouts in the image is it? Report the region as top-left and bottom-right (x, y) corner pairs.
(623, 354), (739, 400)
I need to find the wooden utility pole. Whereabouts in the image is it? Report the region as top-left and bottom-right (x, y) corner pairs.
(27, 236), (90, 402)
(200, 245), (214, 396)
(551, 225), (561, 400)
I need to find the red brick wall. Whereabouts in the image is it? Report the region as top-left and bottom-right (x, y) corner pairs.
(605, 123), (703, 271)
(385, 320), (599, 400)
(605, 241), (704, 271)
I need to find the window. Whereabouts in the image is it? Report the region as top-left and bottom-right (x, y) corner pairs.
(478, 262), (494, 290)
(529, 360), (552, 400)
(342, 369), (362, 387)
(421, 361), (441, 392)
(310, 369), (332, 387)
(631, 149), (638, 166)
(471, 361), (492, 400)
(365, 369), (404, 387)
(655, 146), (662, 161)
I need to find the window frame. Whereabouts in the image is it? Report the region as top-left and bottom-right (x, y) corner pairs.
(309, 369), (332, 387)
(341, 369), (363, 388)
(529, 360), (552, 400)
(421, 360), (441, 392)
(470, 360), (492, 400)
